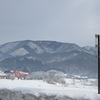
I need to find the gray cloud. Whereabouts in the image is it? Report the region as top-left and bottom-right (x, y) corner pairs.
(0, 0), (100, 46)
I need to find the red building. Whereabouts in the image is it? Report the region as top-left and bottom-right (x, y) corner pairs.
(10, 71), (29, 79)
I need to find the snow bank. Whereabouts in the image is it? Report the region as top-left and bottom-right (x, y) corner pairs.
(0, 79), (99, 100)
(0, 89), (81, 100)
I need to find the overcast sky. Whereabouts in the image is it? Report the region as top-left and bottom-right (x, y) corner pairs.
(0, 0), (100, 46)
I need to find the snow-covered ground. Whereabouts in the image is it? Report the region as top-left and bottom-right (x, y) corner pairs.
(0, 79), (99, 100)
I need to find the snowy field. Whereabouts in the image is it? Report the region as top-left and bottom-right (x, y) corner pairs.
(0, 79), (100, 100)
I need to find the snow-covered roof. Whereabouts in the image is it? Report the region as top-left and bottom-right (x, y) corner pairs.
(0, 72), (6, 76)
(18, 71), (29, 75)
(11, 71), (29, 75)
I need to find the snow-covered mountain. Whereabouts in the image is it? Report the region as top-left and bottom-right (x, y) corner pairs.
(0, 40), (95, 56)
(82, 46), (96, 55)
(0, 40), (97, 78)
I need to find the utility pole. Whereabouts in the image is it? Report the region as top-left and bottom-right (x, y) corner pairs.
(95, 34), (100, 94)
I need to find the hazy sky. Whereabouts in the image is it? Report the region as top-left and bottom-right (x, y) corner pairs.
(0, 0), (100, 46)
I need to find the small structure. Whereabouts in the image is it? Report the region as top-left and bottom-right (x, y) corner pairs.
(0, 71), (7, 79)
(66, 74), (75, 79)
(74, 75), (88, 81)
(10, 71), (29, 79)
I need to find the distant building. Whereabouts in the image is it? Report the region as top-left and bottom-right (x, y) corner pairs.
(10, 71), (29, 79)
(66, 74), (75, 78)
(0, 71), (7, 79)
